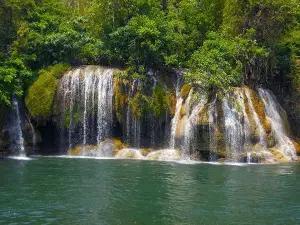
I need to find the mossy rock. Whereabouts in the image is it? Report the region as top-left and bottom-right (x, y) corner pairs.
(146, 149), (180, 161)
(292, 140), (300, 156)
(196, 104), (209, 125)
(150, 87), (169, 119)
(218, 158), (225, 163)
(168, 92), (176, 117)
(111, 138), (128, 155)
(113, 78), (129, 121)
(180, 84), (192, 100)
(115, 148), (144, 159)
(140, 148), (154, 156)
(266, 133), (277, 148)
(215, 148), (227, 158)
(70, 145), (99, 155)
(129, 92), (150, 120)
(270, 148), (289, 162)
(25, 64), (71, 119)
(250, 90), (267, 129)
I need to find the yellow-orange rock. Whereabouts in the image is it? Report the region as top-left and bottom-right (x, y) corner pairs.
(292, 140), (300, 156)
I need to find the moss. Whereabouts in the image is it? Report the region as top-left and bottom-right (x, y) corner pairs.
(113, 78), (129, 121)
(114, 70), (129, 79)
(150, 87), (169, 119)
(129, 92), (150, 120)
(25, 64), (70, 119)
(45, 64), (71, 79)
(168, 92), (176, 117)
(291, 59), (300, 97)
(180, 84), (192, 99)
(250, 90), (267, 127)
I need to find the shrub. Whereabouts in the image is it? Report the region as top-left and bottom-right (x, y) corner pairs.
(25, 63), (70, 119)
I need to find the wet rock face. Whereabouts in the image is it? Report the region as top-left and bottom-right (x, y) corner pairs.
(0, 128), (9, 156)
(3, 66), (299, 163)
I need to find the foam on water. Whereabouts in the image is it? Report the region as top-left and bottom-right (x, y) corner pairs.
(8, 156), (32, 161)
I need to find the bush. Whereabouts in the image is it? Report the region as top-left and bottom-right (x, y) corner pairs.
(25, 63), (70, 119)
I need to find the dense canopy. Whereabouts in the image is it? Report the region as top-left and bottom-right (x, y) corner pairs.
(0, 0), (300, 105)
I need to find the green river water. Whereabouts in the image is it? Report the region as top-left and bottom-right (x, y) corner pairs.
(1, 157), (300, 225)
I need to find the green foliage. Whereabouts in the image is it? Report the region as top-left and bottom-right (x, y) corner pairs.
(25, 63), (70, 119)
(0, 0), (299, 110)
(186, 32), (268, 89)
(150, 87), (169, 119)
(129, 92), (150, 120)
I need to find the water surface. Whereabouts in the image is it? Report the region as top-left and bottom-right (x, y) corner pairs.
(1, 157), (300, 225)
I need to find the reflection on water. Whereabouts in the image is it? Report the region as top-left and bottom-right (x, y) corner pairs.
(0, 158), (300, 225)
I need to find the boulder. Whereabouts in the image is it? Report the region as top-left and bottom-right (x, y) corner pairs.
(291, 140), (300, 156)
(146, 149), (180, 161)
(115, 148), (144, 159)
(70, 138), (127, 157)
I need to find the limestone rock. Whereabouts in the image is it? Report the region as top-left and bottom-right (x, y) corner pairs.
(146, 149), (180, 161)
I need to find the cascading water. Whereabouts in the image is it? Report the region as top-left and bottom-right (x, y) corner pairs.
(58, 66), (113, 153)
(124, 78), (142, 148)
(54, 66), (298, 162)
(169, 97), (183, 149)
(245, 89), (266, 150)
(222, 97), (244, 161)
(258, 88), (297, 160)
(169, 73), (183, 149)
(209, 97), (218, 161)
(9, 98), (26, 157)
(96, 69), (114, 143)
(182, 90), (208, 159)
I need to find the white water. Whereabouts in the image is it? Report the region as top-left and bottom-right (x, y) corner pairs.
(10, 98), (26, 157)
(115, 148), (145, 159)
(146, 149), (180, 161)
(83, 68), (94, 152)
(182, 91), (207, 159)
(247, 152), (251, 163)
(258, 88), (297, 160)
(222, 97), (244, 161)
(58, 66), (113, 152)
(239, 91), (251, 152)
(209, 97), (218, 160)
(169, 97), (183, 148)
(96, 69), (113, 144)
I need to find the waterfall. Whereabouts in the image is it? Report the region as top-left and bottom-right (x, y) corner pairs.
(222, 97), (244, 161)
(68, 71), (80, 150)
(9, 98), (26, 156)
(169, 72), (183, 149)
(247, 152), (251, 163)
(182, 91), (207, 159)
(258, 88), (297, 160)
(27, 115), (37, 149)
(133, 118), (141, 148)
(96, 69), (113, 143)
(245, 89), (266, 150)
(169, 97), (183, 149)
(123, 78), (142, 148)
(58, 66), (113, 152)
(209, 97), (218, 161)
(83, 68), (94, 151)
